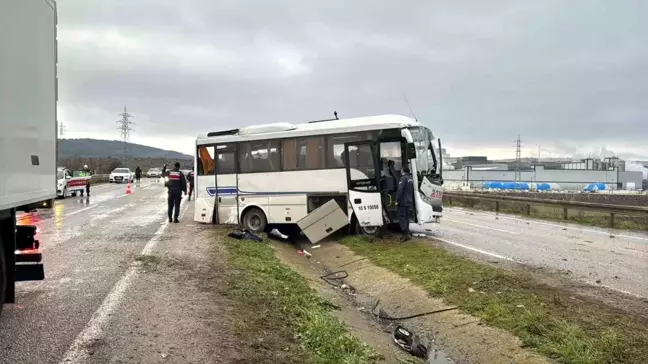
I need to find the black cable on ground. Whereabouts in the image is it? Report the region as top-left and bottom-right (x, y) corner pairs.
(371, 299), (459, 321)
(319, 270), (349, 288)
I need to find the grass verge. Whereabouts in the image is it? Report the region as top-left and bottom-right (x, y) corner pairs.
(343, 236), (648, 364)
(220, 231), (381, 364)
(446, 199), (648, 232)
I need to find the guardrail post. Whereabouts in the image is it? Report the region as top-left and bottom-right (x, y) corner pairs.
(563, 208), (568, 220)
(610, 213), (615, 228)
(495, 201), (500, 213)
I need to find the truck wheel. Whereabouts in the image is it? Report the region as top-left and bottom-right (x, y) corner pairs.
(0, 237), (6, 317)
(242, 207), (267, 234)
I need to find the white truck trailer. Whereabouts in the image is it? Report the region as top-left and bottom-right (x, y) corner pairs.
(0, 0), (57, 316)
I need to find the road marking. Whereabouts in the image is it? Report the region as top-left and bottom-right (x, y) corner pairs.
(60, 203), (190, 363)
(65, 205), (97, 217)
(447, 208), (648, 242)
(444, 218), (520, 235)
(433, 237), (514, 261)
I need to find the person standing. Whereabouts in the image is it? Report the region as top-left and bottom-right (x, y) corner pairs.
(165, 162), (187, 223)
(395, 165), (414, 242)
(135, 166), (142, 183)
(187, 167), (195, 201)
(80, 164), (91, 197)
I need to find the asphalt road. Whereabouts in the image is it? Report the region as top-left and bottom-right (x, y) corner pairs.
(415, 207), (648, 299)
(0, 180), (206, 364)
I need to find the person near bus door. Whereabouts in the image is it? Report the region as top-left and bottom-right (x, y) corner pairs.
(395, 165), (414, 242)
(187, 167), (195, 201)
(165, 162), (187, 223)
(135, 166), (142, 183)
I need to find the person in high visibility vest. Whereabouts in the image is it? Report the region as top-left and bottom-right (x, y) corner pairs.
(79, 165), (91, 197)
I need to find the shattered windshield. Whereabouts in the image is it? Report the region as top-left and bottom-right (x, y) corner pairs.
(408, 127), (437, 176)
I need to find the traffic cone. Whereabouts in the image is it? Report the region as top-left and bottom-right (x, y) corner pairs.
(126, 182), (132, 195)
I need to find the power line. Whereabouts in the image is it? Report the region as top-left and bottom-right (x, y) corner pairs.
(116, 106), (135, 157)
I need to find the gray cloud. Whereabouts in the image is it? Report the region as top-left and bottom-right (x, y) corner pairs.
(58, 0), (648, 158)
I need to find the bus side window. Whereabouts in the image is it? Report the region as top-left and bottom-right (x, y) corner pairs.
(239, 140), (281, 173)
(197, 145), (215, 175)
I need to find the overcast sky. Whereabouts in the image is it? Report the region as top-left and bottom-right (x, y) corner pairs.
(57, 0), (648, 160)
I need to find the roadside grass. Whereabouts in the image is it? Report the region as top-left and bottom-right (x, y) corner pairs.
(446, 199), (648, 231)
(343, 236), (648, 364)
(220, 231), (382, 364)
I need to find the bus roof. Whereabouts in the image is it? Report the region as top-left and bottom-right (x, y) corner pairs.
(197, 114), (423, 144)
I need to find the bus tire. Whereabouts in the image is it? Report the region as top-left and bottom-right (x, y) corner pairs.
(354, 219), (383, 237)
(242, 207), (267, 234)
(0, 236), (6, 317)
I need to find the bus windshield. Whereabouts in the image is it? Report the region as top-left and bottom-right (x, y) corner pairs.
(408, 126), (437, 176)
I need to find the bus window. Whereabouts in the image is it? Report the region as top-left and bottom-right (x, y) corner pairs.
(217, 151), (236, 174)
(298, 136), (325, 170)
(239, 140), (281, 173)
(326, 132), (375, 168)
(197, 145), (215, 175)
(282, 138), (298, 170)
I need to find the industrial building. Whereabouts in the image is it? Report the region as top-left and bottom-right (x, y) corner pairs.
(444, 158), (644, 191)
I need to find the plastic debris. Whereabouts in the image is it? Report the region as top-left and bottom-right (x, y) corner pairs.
(312, 245), (321, 249)
(269, 228), (289, 240)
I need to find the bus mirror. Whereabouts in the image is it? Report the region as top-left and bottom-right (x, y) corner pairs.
(406, 142), (417, 159)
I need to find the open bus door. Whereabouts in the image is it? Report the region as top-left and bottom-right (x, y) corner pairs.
(344, 141), (384, 233)
(195, 145), (217, 224)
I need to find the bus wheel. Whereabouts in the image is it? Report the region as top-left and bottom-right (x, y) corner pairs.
(355, 220), (382, 237)
(242, 207), (267, 234)
(0, 237), (6, 317)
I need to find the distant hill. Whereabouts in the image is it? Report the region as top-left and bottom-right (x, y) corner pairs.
(59, 138), (192, 160)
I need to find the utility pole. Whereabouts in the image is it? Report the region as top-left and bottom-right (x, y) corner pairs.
(116, 106), (135, 158)
(515, 135), (522, 183)
(58, 120), (66, 138)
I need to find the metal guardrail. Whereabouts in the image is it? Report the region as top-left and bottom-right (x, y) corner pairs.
(444, 191), (648, 228)
(90, 174), (110, 183)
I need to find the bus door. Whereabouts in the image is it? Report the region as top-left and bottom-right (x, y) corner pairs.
(344, 141), (384, 228)
(195, 145), (217, 224)
(377, 140), (403, 223)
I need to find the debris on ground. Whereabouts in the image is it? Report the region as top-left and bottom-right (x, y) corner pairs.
(269, 228), (290, 240)
(227, 229), (263, 242)
(393, 326), (428, 359)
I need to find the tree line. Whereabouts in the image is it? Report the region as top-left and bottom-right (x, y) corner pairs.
(58, 157), (193, 174)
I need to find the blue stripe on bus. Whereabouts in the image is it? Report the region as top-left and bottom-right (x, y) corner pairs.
(206, 187), (311, 197)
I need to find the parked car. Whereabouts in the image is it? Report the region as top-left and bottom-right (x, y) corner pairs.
(109, 168), (134, 183)
(146, 167), (162, 178)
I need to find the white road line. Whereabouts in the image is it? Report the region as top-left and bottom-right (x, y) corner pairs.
(444, 218), (520, 235)
(64, 205), (97, 217)
(433, 237), (514, 261)
(60, 203), (190, 364)
(447, 208), (648, 242)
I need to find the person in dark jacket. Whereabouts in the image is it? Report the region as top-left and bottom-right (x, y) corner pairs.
(165, 162), (187, 223)
(395, 165), (414, 241)
(186, 167), (195, 201)
(135, 166), (142, 183)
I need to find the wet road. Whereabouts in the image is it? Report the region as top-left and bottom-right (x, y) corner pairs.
(0, 180), (185, 364)
(416, 207), (648, 299)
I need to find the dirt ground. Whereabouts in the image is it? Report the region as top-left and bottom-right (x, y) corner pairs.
(272, 238), (552, 364)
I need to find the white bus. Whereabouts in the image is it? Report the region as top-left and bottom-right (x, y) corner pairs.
(193, 114), (444, 235)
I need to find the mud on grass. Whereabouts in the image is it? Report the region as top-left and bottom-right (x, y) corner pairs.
(217, 230), (382, 364)
(343, 236), (648, 364)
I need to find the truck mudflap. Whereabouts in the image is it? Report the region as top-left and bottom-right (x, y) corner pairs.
(14, 225), (45, 281)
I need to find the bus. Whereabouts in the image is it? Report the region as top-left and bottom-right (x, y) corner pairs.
(193, 114), (444, 235)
